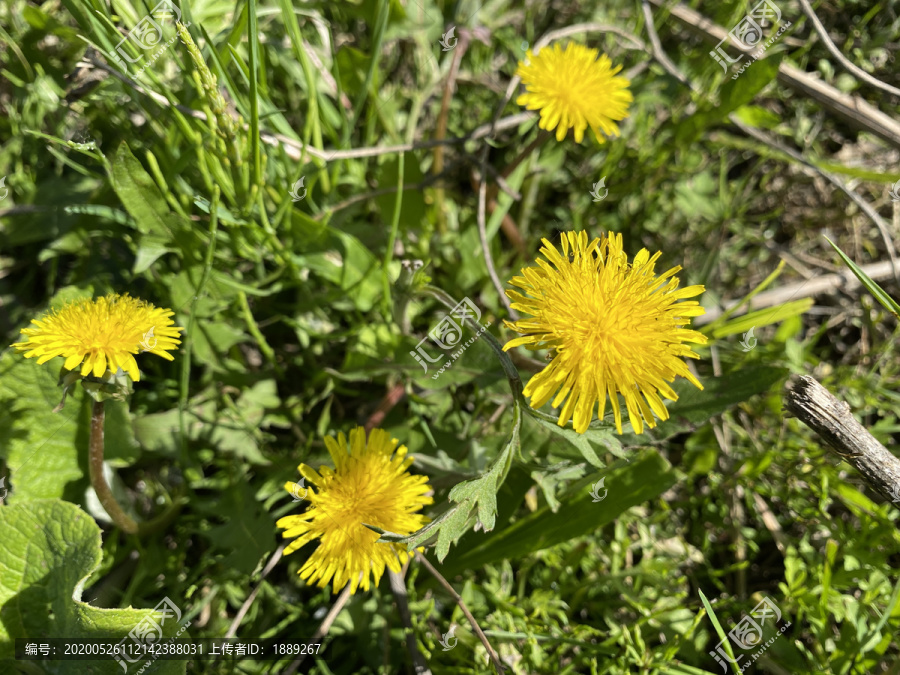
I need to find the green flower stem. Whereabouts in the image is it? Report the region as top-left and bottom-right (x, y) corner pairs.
(238, 291), (284, 375)
(420, 284), (524, 398)
(90, 400), (184, 537)
(381, 150), (404, 318)
(89, 400), (139, 535)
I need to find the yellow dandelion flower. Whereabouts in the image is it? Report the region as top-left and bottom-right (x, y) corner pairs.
(516, 42), (633, 143)
(503, 231), (708, 435)
(12, 293), (182, 382)
(277, 427), (433, 595)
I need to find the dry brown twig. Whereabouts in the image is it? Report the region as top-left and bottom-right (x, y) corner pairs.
(417, 553), (506, 673)
(284, 583), (353, 675)
(796, 0), (900, 99)
(225, 544), (285, 638)
(695, 258), (900, 325)
(784, 375), (900, 508)
(640, 1), (900, 287)
(647, 0), (900, 149)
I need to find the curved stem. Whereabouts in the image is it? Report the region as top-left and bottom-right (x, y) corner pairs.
(417, 554), (506, 674)
(89, 400), (139, 534)
(420, 284), (523, 397)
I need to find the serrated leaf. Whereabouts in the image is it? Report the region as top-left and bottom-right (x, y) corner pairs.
(528, 413), (624, 465)
(199, 482), (274, 574)
(442, 449), (677, 573)
(435, 502), (474, 562)
(0, 500), (187, 673)
(375, 506), (460, 547)
(531, 463), (587, 513)
(391, 403), (522, 561)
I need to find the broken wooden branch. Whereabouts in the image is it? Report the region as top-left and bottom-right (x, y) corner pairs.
(784, 375), (900, 506)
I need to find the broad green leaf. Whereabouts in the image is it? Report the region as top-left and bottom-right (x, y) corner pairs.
(442, 448), (677, 573)
(299, 231), (383, 311)
(0, 500), (187, 674)
(676, 56), (782, 144)
(103, 399), (142, 468)
(709, 298), (814, 338)
(133, 235), (172, 275)
(189, 321), (246, 371)
(107, 142), (181, 240)
(133, 400), (270, 466)
(658, 365), (788, 432)
(826, 237), (900, 320)
(0, 351), (83, 502)
(732, 104), (780, 129)
(169, 267), (238, 317)
(0, 349), (144, 502)
(199, 482), (274, 574)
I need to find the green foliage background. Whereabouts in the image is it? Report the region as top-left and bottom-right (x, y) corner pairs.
(1, 0), (900, 673)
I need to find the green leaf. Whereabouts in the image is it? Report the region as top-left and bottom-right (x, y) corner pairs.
(531, 463), (587, 513)
(676, 56), (782, 144)
(435, 502), (475, 562)
(699, 589), (741, 675)
(190, 321), (246, 371)
(386, 402), (522, 561)
(704, 260), (787, 331)
(0, 499), (187, 673)
(376, 506), (460, 547)
(107, 142), (180, 240)
(709, 298), (814, 338)
(732, 104), (780, 129)
(199, 483), (273, 574)
(442, 448), (677, 573)
(658, 365), (788, 433)
(826, 237), (900, 320)
(0, 351), (83, 502)
(133, 235), (172, 275)
(103, 400), (142, 468)
(246, 0), (262, 191)
(133, 397), (270, 466)
(812, 162), (900, 183)
(528, 412), (625, 465)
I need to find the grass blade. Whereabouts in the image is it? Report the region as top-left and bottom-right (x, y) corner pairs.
(826, 236), (900, 319)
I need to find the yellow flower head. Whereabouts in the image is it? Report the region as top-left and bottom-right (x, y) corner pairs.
(277, 427), (433, 595)
(12, 293), (182, 382)
(516, 42), (633, 143)
(503, 232), (708, 435)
